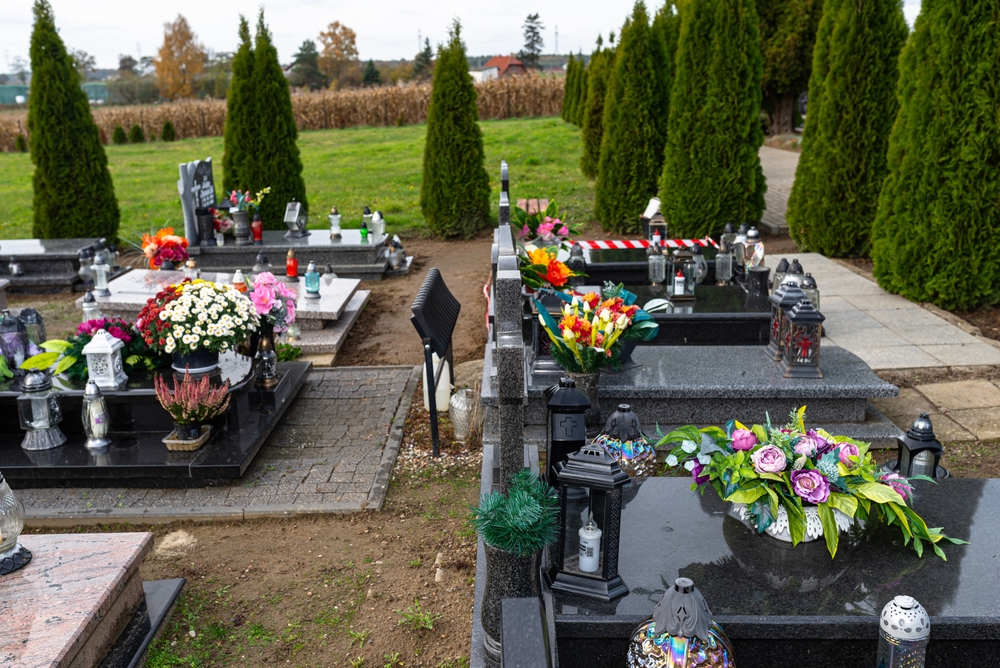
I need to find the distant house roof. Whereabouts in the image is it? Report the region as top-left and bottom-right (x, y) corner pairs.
(483, 55), (527, 77)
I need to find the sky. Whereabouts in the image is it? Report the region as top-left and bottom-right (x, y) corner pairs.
(3, 0), (925, 73)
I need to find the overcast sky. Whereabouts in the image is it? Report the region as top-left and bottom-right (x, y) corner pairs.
(3, 0), (924, 72)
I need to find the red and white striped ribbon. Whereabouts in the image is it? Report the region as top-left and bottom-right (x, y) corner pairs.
(578, 237), (719, 250)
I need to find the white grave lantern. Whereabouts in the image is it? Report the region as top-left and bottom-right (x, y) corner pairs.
(81, 329), (128, 388)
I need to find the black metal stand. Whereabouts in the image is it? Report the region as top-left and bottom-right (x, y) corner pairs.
(424, 338), (454, 458)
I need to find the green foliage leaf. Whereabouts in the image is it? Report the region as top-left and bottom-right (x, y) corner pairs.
(0, 357), (12, 380)
(726, 486), (766, 505)
(20, 351), (60, 370)
(826, 492), (858, 518)
(41, 339), (72, 353)
(817, 502), (840, 558)
(54, 354), (77, 375)
(856, 482), (906, 505)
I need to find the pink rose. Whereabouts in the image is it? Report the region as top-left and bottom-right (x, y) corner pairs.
(537, 221), (555, 240)
(249, 285), (276, 315)
(837, 443), (860, 467)
(750, 445), (787, 474)
(881, 472), (912, 501)
(793, 436), (819, 457)
(285, 299), (296, 323)
(790, 469), (830, 504)
(558, 225), (569, 237)
(520, 224), (531, 239)
(731, 429), (757, 451)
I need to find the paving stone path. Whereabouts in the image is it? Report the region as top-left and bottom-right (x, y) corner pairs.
(21, 366), (420, 522)
(759, 146), (799, 236)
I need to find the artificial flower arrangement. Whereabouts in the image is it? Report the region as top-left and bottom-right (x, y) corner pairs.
(519, 245), (581, 291)
(512, 200), (580, 245)
(659, 407), (966, 559)
(19, 318), (170, 380)
(248, 272), (297, 332)
(209, 207), (233, 236)
(141, 227), (189, 269)
(532, 284), (659, 373)
(469, 468), (559, 556)
(227, 187), (271, 212)
(137, 279), (260, 356)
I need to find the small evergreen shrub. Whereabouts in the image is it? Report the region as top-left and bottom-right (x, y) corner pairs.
(161, 120), (177, 141)
(128, 124), (145, 143)
(112, 125), (127, 145)
(469, 469), (558, 556)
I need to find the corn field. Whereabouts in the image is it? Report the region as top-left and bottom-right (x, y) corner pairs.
(0, 76), (564, 153)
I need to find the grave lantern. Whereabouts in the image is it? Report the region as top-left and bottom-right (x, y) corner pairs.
(286, 321), (302, 343)
(878, 595), (930, 668)
(232, 208), (252, 246)
(567, 243), (587, 286)
(593, 404), (656, 479)
(888, 412), (949, 479)
(371, 210), (386, 238)
(648, 212), (668, 244)
(17, 308), (45, 346)
(17, 370), (67, 451)
(771, 258), (789, 292)
(780, 299), (825, 379)
(715, 250), (733, 285)
(782, 258), (805, 287)
(720, 222), (737, 253)
(545, 378), (590, 485)
(690, 244), (709, 285)
(256, 336), (279, 390)
(732, 224), (749, 279)
(548, 444), (630, 602)
(90, 253), (112, 297)
(8, 256), (23, 277)
(251, 213), (265, 245)
(81, 290), (102, 322)
(670, 248), (697, 301)
(0, 469), (30, 575)
(82, 329), (128, 389)
(801, 273), (820, 311)
(196, 207), (217, 246)
(647, 241), (667, 286)
(742, 227), (765, 273)
(362, 205), (374, 230)
(304, 261), (321, 299)
(286, 249), (299, 283)
(81, 379), (112, 450)
(183, 259), (201, 281)
(93, 239), (109, 265)
(77, 247), (94, 285)
(329, 206), (342, 240)
(0, 310), (29, 370)
(232, 270), (248, 294)
(252, 253), (273, 275)
(765, 283), (806, 362)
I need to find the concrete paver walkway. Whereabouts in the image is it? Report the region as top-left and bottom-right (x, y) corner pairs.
(20, 366), (420, 523)
(759, 146), (799, 236)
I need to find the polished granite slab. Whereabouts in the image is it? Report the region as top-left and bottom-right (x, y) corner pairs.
(100, 578), (185, 668)
(554, 477), (997, 667)
(0, 532), (152, 667)
(81, 269), (360, 323)
(0, 238), (96, 258)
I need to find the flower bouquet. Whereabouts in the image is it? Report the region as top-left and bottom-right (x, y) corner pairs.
(248, 272), (297, 333)
(155, 371), (231, 447)
(519, 245), (581, 292)
(137, 279), (260, 360)
(141, 227), (189, 269)
(227, 187), (271, 212)
(658, 407), (966, 559)
(209, 208), (233, 236)
(512, 200), (579, 246)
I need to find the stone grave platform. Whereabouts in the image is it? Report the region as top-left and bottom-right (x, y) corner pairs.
(188, 230), (412, 281)
(0, 359), (310, 488)
(552, 477), (997, 668)
(78, 269), (369, 355)
(0, 238), (128, 294)
(0, 532), (184, 668)
(483, 344), (902, 447)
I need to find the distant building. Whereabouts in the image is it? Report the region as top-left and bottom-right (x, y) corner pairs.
(482, 55), (527, 78)
(469, 66), (499, 83)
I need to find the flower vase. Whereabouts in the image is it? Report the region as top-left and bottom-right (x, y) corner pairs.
(171, 349), (220, 374)
(568, 371), (601, 436)
(480, 543), (541, 663)
(160, 259), (176, 271)
(529, 236), (560, 248)
(232, 211), (252, 246)
(729, 502), (858, 544)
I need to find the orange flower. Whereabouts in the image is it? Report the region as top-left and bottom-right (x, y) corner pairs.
(545, 260), (572, 287)
(581, 292), (600, 310)
(527, 246), (556, 266)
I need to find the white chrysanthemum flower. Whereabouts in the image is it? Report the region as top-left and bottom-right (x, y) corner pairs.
(666, 454), (678, 467)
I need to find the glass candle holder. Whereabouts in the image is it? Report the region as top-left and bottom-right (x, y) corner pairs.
(304, 261), (321, 299)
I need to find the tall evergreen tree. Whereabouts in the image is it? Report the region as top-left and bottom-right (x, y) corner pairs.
(420, 21), (491, 238)
(413, 38), (434, 79)
(757, 0), (824, 134)
(594, 2), (662, 232)
(561, 54), (578, 122)
(580, 38), (614, 179)
(223, 15), (254, 195)
(362, 59), (381, 86)
(572, 55), (588, 126)
(871, 0), (1000, 309)
(28, 0), (119, 239)
(289, 40), (327, 90)
(242, 10), (307, 229)
(650, 1), (681, 173)
(785, 0), (907, 256)
(660, 0), (765, 238)
(518, 13), (545, 69)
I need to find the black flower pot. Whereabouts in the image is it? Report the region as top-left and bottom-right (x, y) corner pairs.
(171, 349), (220, 374)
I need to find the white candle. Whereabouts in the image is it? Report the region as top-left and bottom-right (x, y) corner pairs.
(578, 520), (602, 572)
(673, 271), (686, 296)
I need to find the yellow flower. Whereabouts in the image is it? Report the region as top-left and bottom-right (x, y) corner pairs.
(527, 246), (555, 266)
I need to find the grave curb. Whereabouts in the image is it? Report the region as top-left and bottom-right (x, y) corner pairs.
(366, 364), (422, 512)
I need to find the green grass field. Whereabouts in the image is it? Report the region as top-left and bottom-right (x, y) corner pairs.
(0, 117), (594, 243)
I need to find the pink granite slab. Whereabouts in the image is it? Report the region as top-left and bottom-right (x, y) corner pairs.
(0, 532), (153, 668)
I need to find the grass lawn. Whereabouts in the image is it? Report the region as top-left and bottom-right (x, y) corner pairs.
(0, 117), (594, 244)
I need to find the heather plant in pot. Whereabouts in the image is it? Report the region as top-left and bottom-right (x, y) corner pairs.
(154, 371), (231, 442)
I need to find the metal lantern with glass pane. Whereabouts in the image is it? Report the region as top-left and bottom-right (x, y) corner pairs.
(90, 254), (112, 297)
(18, 370), (67, 450)
(647, 241), (667, 286)
(81, 329), (128, 389)
(17, 308), (45, 346)
(886, 412), (949, 479)
(548, 444), (630, 602)
(0, 310), (30, 370)
(0, 470), (30, 576)
(801, 273), (820, 312)
(648, 212), (667, 244)
(670, 249), (697, 301)
(780, 299), (825, 379)
(765, 283), (806, 362)
(81, 290), (102, 322)
(284, 200), (309, 238)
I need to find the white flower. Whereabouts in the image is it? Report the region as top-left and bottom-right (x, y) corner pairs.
(562, 304), (572, 316)
(666, 454), (678, 467)
(583, 301), (591, 313)
(562, 328), (575, 341)
(684, 459), (696, 471)
(681, 440), (698, 454)
(599, 308), (611, 322)
(616, 314), (628, 328)
(697, 454), (711, 466)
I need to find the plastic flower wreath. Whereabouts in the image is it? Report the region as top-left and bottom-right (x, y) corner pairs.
(141, 227), (189, 269)
(227, 187), (272, 212)
(248, 272), (297, 332)
(519, 245), (581, 291)
(658, 407), (967, 559)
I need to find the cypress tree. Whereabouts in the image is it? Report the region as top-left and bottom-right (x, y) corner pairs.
(162, 120), (176, 141)
(580, 39), (614, 179)
(572, 58), (588, 126)
(223, 16), (254, 195)
(871, 0), (1000, 310)
(650, 1), (681, 173)
(128, 124), (145, 143)
(420, 20), (491, 238)
(241, 10), (308, 229)
(758, 0), (824, 135)
(594, 2), (663, 233)
(112, 125), (127, 145)
(785, 0), (907, 256)
(660, 0), (765, 238)
(28, 0), (119, 239)
(561, 54), (577, 122)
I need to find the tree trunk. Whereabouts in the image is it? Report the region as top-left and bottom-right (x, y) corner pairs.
(772, 91), (797, 135)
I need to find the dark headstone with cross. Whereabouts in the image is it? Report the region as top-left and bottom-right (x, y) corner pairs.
(177, 158), (217, 246)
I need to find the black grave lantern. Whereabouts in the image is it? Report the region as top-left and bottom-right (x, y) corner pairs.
(545, 378), (589, 486)
(17, 308), (45, 346)
(195, 207), (217, 247)
(548, 444), (630, 602)
(765, 283), (806, 362)
(888, 412), (949, 479)
(780, 299), (825, 378)
(567, 243), (586, 286)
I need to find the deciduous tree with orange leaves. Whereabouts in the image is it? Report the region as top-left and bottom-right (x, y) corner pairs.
(155, 15), (206, 100)
(318, 21), (360, 89)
